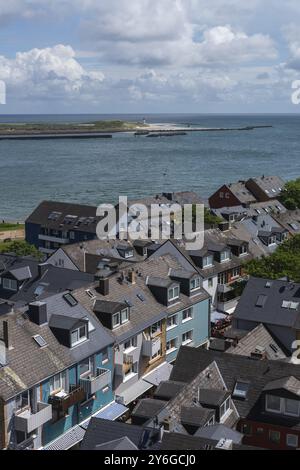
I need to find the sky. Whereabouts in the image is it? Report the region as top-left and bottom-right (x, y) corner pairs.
(0, 0), (300, 114)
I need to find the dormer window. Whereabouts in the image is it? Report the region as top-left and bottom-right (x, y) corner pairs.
(266, 395), (300, 417)
(2, 278), (17, 292)
(190, 277), (201, 292)
(112, 312), (121, 329)
(220, 250), (230, 263)
(121, 308), (129, 324)
(240, 244), (248, 256)
(168, 285), (180, 302)
(71, 324), (88, 347)
(203, 256), (213, 268)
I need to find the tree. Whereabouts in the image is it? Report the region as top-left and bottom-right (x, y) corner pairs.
(280, 178), (300, 210)
(0, 240), (42, 260)
(245, 235), (300, 282)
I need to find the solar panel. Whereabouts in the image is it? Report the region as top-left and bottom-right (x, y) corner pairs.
(33, 335), (47, 348)
(63, 293), (78, 307)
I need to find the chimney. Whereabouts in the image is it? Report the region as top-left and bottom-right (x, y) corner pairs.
(98, 277), (109, 296)
(38, 263), (48, 278)
(28, 301), (48, 326)
(128, 269), (136, 285)
(3, 320), (13, 350)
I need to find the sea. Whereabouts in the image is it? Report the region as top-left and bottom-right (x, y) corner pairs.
(0, 113), (299, 221)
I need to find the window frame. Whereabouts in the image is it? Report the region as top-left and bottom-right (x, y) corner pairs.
(71, 324), (88, 347)
(182, 307), (193, 323)
(190, 276), (201, 292)
(168, 285), (180, 302)
(167, 314), (178, 331)
(2, 278), (18, 291)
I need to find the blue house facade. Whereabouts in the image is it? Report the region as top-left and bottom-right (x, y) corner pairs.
(166, 298), (210, 363)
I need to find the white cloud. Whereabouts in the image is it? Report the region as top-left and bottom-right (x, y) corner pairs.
(0, 45), (105, 101)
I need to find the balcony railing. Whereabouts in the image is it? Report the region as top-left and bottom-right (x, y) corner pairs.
(49, 386), (86, 414)
(14, 402), (52, 434)
(142, 335), (161, 357)
(80, 368), (111, 395)
(38, 234), (70, 244)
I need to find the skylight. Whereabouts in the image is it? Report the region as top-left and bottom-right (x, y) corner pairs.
(233, 381), (250, 399)
(33, 335), (47, 348)
(282, 301), (299, 310)
(256, 295), (267, 308)
(63, 293), (78, 307)
(48, 211), (62, 221)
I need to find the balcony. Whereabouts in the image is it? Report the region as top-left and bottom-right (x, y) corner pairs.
(80, 368), (111, 395)
(142, 335), (161, 357)
(39, 234), (70, 244)
(14, 402), (52, 434)
(217, 284), (235, 294)
(49, 386), (86, 414)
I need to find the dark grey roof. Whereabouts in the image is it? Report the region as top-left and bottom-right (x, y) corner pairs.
(8, 266), (32, 281)
(170, 347), (300, 428)
(228, 181), (257, 204)
(0, 255), (93, 306)
(247, 176), (285, 198)
(132, 399), (166, 419)
(233, 277), (300, 329)
(147, 277), (174, 288)
(93, 437), (138, 451)
(161, 432), (257, 451)
(169, 269), (195, 280)
(154, 380), (185, 400)
(195, 424), (243, 443)
(80, 418), (145, 450)
(49, 314), (85, 331)
(25, 200), (100, 234)
(263, 376), (300, 396)
(94, 300), (126, 315)
(181, 405), (215, 427)
(198, 389), (230, 407)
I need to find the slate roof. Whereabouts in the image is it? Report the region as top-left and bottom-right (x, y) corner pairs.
(160, 432), (257, 450)
(132, 399), (166, 419)
(195, 424), (243, 443)
(9, 266), (32, 281)
(273, 209), (300, 235)
(154, 380), (185, 400)
(227, 323), (288, 360)
(263, 376), (300, 396)
(0, 254), (93, 306)
(170, 347), (300, 428)
(93, 437), (138, 451)
(247, 176), (285, 199)
(80, 418), (147, 450)
(25, 200), (100, 234)
(73, 254), (210, 343)
(228, 181), (257, 205)
(233, 277), (300, 329)
(181, 405), (215, 427)
(0, 291), (114, 401)
(198, 389), (230, 407)
(52, 239), (144, 272)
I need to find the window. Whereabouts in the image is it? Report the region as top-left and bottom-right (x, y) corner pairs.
(102, 348), (109, 364)
(266, 395), (281, 413)
(182, 330), (193, 345)
(112, 313), (120, 329)
(231, 267), (240, 279)
(220, 397), (231, 418)
(285, 398), (300, 417)
(233, 381), (250, 399)
(218, 272), (227, 285)
(167, 314), (178, 330)
(151, 321), (162, 336)
(256, 427), (264, 435)
(220, 251), (230, 263)
(287, 434), (298, 448)
(69, 231), (75, 240)
(166, 338), (178, 354)
(182, 307), (193, 323)
(71, 324), (88, 347)
(168, 285), (180, 302)
(124, 362), (138, 380)
(121, 308), (129, 324)
(15, 391), (29, 411)
(269, 430), (281, 444)
(190, 277), (201, 292)
(124, 337), (137, 352)
(80, 357), (92, 377)
(203, 256), (213, 268)
(50, 371), (67, 394)
(3, 278), (18, 291)
(208, 278), (213, 288)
